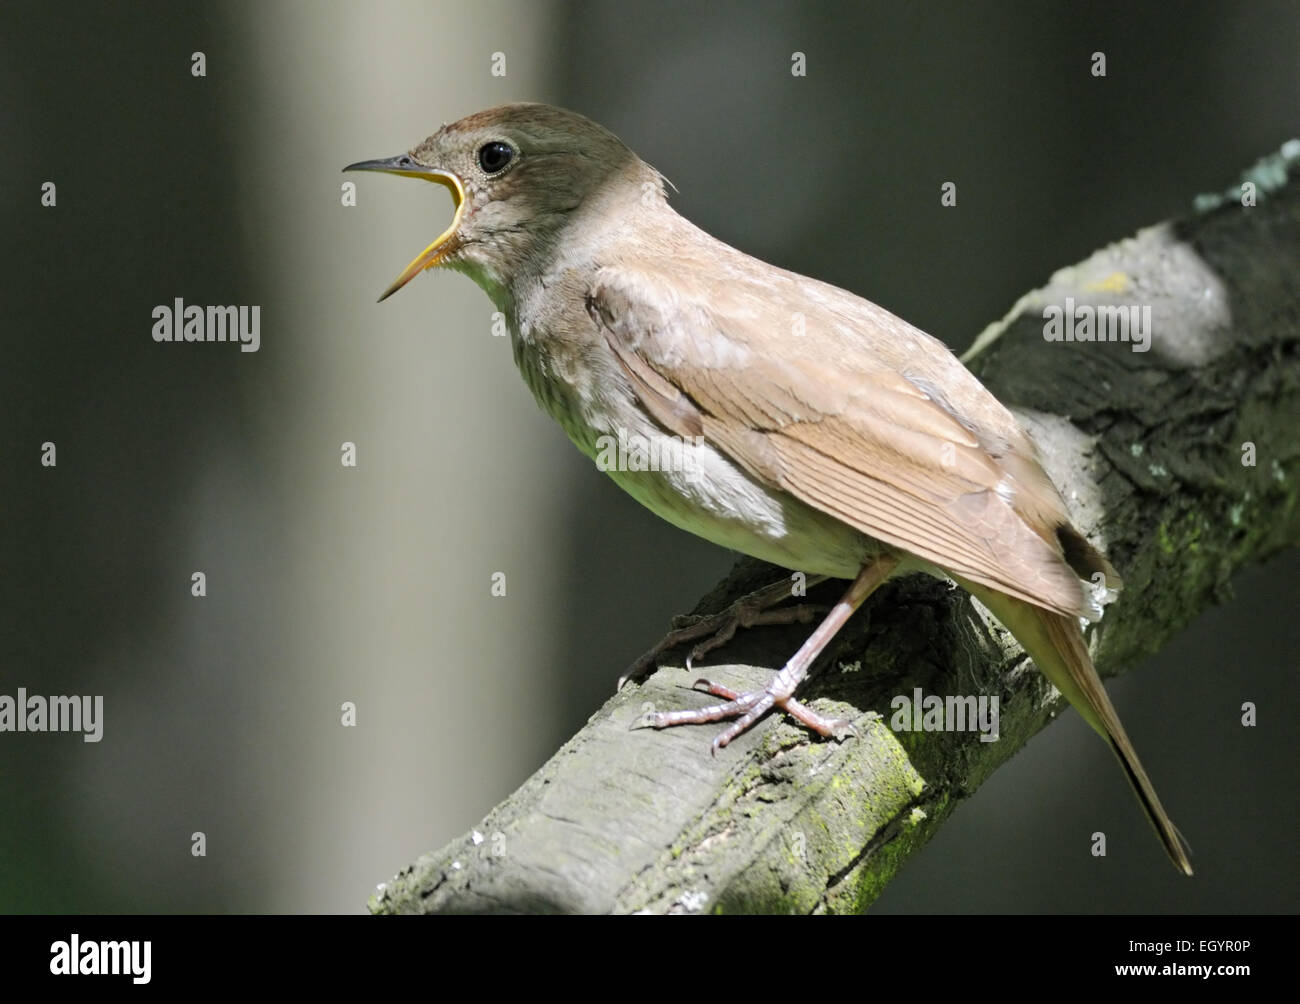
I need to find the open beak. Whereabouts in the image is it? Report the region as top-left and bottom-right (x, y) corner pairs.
(343, 154), (466, 301)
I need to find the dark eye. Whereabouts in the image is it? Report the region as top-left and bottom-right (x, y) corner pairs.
(478, 141), (514, 174)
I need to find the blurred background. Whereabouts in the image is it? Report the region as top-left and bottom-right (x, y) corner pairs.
(3, 0), (1297, 913)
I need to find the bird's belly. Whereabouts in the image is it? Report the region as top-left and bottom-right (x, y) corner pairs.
(508, 324), (873, 578)
(597, 428), (874, 580)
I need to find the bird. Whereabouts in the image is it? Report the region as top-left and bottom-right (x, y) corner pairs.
(344, 102), (1192, 875)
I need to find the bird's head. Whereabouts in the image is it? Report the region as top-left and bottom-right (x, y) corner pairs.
(345, 103), (660, 302)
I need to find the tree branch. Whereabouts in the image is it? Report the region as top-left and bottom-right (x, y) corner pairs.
(370, 142), (1300, 914)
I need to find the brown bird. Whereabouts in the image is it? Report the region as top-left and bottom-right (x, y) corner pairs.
(345, 102), (1192, 875)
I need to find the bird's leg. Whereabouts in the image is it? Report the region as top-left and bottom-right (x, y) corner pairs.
(633, 555), (900, 751)
(618, 574), (829, 688)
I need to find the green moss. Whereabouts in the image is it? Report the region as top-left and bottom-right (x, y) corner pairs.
(850, 832), (914, 910)
(1158, 510), (1206, 557)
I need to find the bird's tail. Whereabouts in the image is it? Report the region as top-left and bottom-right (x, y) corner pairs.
(971, 586), (1193, 876)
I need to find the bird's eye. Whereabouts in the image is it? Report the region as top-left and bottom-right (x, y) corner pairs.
(478, 141), (514, 174)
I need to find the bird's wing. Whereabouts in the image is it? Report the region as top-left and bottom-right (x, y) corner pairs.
(585, 261), (1117, 619)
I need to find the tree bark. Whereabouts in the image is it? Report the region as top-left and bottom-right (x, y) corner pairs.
(370, 142), (1300, 914)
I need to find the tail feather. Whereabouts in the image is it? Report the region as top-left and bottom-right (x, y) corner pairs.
(971, 585), (1193, 876)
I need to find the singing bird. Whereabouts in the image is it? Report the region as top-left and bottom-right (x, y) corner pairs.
(345, 103), (1192, 875)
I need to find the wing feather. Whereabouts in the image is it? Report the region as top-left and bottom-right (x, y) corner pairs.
(587, 263), (1117, 618)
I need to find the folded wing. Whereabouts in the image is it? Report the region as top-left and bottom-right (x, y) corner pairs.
(586, 261), (1118, 619)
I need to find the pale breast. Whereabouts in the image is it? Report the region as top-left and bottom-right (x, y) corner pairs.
(509, 275), (877, 580)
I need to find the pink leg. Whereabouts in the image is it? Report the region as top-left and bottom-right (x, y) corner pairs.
(619, 574), (828, 688)
(634, 555), (900, 751)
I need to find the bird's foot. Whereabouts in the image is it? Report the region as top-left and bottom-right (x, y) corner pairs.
(618, 577), (827, 689)
(630, 557), (898, 752)
(632, 678), (856, 752)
